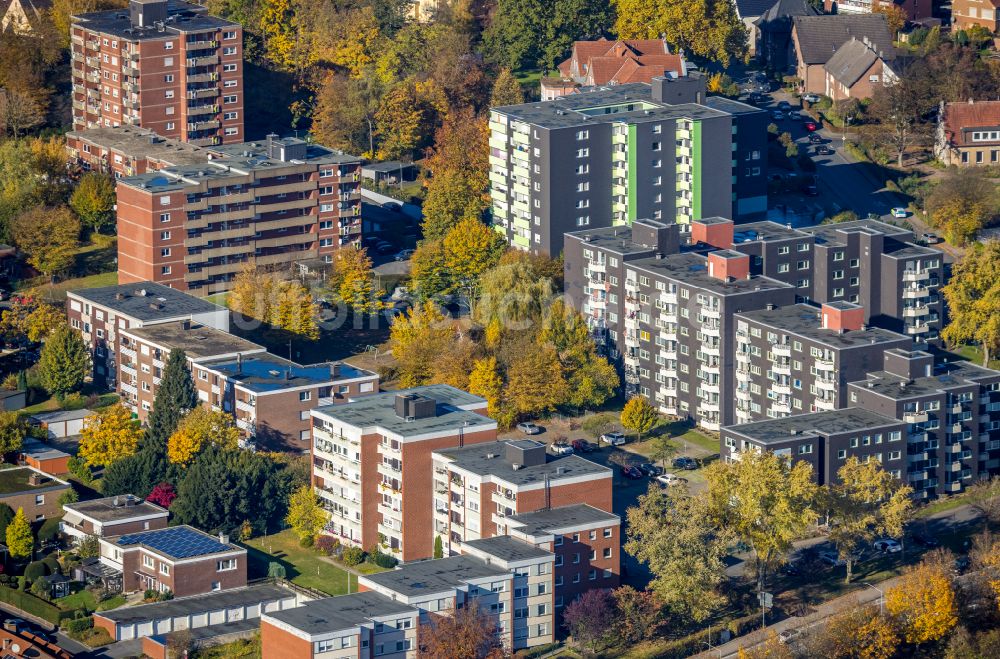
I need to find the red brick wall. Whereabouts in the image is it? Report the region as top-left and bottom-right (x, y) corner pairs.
(93, 615), (117, 641)
(555, 525), (621, 604)
(400, 428), (497, 561)
(260, 619), (314, 659)
(117, 185), (186, 287)
(169, 554), (247, 597)
(514, 478), (613, 514)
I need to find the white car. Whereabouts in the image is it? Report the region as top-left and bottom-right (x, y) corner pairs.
(874, 538), (902, 553)
(778, 629), (802, 645)
(600, 431), (626, 446)
(890, 207), (909, 218)
(550, 442), (574, 456)
(655, 473), (687, 486)
(801, 93), (821, 104)
(819, 551), (845, 567)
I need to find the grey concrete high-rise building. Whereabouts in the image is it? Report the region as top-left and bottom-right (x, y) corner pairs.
(488, 76), (768, 256)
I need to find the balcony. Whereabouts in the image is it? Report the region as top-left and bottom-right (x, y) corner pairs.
(902, 305), (928, 318)
(903, 410), (928, 424)
(771, 382), (792, 396)
(902, 270), (929, 283)
(902, 287), (928, 300)
(235, 399), (254, 413)
(187, 72), (219, 84)
(771, 343), (792, 357)
(187, 104), (219, 116)
(772, 362), (792, 376)
(815, 358), (835, 371)
(187, 88), (219, 99)
(905, 323), (930, 335)
(815, 398), (837, 411)
(815, 378), (836, 391)
(186, 55), (220, 67)
(187, 119), (220, 131)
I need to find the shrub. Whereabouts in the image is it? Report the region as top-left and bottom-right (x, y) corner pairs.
(267, 562), (287, 579)
(315, 535), (340, 556)
(67, 457), (93, 485)
(29, 578), (49, 601)
(24, 561), (48, 583)
(341, 546), (365, 566)
(298, 534), (314, 549)
(65, 616), (93, 634)
(38, 518), (62, 545)
(61, 393), (87, 410)
(368, 549), (398, 569)
(41, 554), (60, 575)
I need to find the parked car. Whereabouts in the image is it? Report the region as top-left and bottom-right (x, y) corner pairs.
(801, 93), (822, 104)
(621, 465), (644, 480)
(655, 473), (687, 486)
(874, 538), (902, 553)
(815, 145), (834, 156)
(777, 100), (792, 111)
(890, 207), (909, 218)
(804, 121), (818, 132)
(808, 133), (824, 144)
(771, 110), (784, 121)
(748, 92), (763, 105)
(922, 232), (941, 244)
(377, 243), (397, 255)
(550, 441), (573, 456)
(516, 422), (542, 435)
(778, 629), (802, 645)
(638, 462), (663, 477)
(819, 551), (845, 567)
(394, 249), (415, 261)
(672, 456), (699, 470)
(571, 439), (595, 453)
(600, 431), (626, 446)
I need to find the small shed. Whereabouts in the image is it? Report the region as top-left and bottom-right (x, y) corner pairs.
(361, 161), (417, 185)
(30, 409), (94, 439)
(0, 389), (26, 412)
(19, 438), (71, 475)
(40, 574), (72, 599)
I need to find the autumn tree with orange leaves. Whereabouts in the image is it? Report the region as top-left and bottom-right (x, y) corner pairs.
(886, 556), (958, 645)
(416, 603), (507, 658)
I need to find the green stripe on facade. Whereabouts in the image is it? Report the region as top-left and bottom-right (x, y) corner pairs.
(692, 121), (702, 221)
(627, 123), (638, 224)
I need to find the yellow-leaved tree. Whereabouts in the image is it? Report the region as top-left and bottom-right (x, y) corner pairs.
(167, 407), (239, 466)
(886, 556), (958, 644)
(5, 507), (31, 560)
(331, 247), (382, 315)
(620, 396), (658, 442)
(78, 403), (142, 468)
(389, 302), (454, 387)
(468, 356), (506, 425)
(286, 485), (327, 546)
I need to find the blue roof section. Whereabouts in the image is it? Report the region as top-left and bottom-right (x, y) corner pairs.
(201, 355), (375, 393)
(115, 526), (232, 559)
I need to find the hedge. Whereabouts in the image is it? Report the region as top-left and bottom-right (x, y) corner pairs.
(65, 616), (93, 634)
(0, 585), (64, 625)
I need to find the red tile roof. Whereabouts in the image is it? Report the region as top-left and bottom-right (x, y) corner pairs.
(942, 100), (1000, 147)
(558, 38), (684, 86)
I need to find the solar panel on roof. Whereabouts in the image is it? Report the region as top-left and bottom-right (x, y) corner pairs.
(117, 527), (227, 559)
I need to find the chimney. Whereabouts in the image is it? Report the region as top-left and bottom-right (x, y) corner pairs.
(707, 250), (749, 281)
(181, 319), (191, 330)
(821, 302), (865, 332)
(219, 532), (230, 545)
(330, 362), (340, 378)
(691, 218), (734, 250)
(236, 352), (243, 375)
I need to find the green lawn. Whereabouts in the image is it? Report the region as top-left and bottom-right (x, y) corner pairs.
(243, 529), (376, 596)
(22, 391), (119, 416)
(951, 344), (999, 370)
(203, 292), (229, 307)
(54, 589), (96, 612)
(18, 238), (119, 301)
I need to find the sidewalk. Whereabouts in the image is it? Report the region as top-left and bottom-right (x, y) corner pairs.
(692, 575), (904, 658)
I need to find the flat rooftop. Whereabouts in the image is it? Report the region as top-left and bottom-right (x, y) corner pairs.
(123, 322), (263, 360)
(737, 304), (910, 349)
(67, 127), (207, 167)
(200, 355), (374, 393)
(263, 592), (415, 635)
(0, 467), (67, 495)
(507, 504), (620, 537)
(73, 1), (239, 40)
(20, 438), (70, 463)
(631, 252), (793, 296)
(68, 282), (223, 322)
(852, 360), (1000, 399)
(120, 140), (361, 194)
(461, 536), (554, 563)
(30, 409), (94, 424)
(436, 441), (611, 487)
(724, 407), (902, 445)
(64, 495), (167, 524)
(492, 83), (731, 129)
(96, 584), (293, 625)
(109, 525), (239, 560)
(565, 222), (668, 257)
(361, 555), (509, 598)
(314, 385), (493, 439)
(733, 221), (811, 244)
(802, 219), (912, 246)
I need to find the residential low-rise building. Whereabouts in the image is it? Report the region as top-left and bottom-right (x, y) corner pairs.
(118, 320), (265, 420)
(18, 439), (72, 476)
(61, 494), (169, 543)
(66, 126), (208, 178)
(431, 440), (614, 556)
(951, 0), (1000, 32)
(792, 14), (895, 95)
(196, 354), (378, 452)
(312, 386), (498, 562)
(0, 467), (71, 522)
(261, 537), (556, 657)
(543, 38), (687, 99)
(935, 100), (1000, 167)
(734, 301), (911, 423)
(823, 0), (932, 21)
(823, 37), (897, 101)
(67, 282), (229, 387)
(98, 525), (247, 597)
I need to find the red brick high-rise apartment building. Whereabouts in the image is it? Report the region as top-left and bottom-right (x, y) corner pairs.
(71, 0), (244, 145)
(114, 134), (362, 293)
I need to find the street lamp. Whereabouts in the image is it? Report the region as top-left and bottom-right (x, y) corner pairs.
(863, 582), (884, 616)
